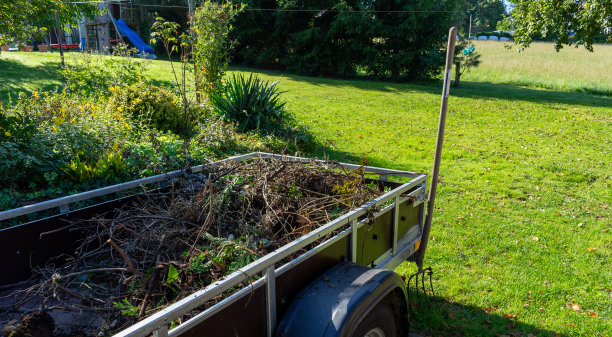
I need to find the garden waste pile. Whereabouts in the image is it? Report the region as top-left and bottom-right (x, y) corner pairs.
(0, 157), (383, 336)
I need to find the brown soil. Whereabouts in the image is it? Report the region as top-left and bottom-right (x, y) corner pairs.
(10, 312), (54, 337)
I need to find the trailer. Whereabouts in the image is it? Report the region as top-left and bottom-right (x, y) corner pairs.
(0, 27), (458, 337)
(0, 152), (427, 337)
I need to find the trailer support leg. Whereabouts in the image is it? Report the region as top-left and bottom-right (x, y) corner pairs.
(265, 265), (277, 337)
(350, 219), (358, 263)
(152, 325), (168, 337)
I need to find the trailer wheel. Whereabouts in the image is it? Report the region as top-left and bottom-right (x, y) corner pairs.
(352, 303), (396, 337)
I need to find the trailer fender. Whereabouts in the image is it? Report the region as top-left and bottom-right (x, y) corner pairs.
(274, 262), (408, 337)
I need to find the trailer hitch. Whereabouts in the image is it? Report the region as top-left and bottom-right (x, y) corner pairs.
(407, 26), (456, 318)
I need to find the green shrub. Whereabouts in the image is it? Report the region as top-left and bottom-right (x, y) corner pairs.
(0, 91), (132, 189)
(106, 82), (185, 134)
(124, 132), (197, 176)
(209, 73), (293, 134)
(60, 44), (149, 96)
(64, 151), (126, 184)
(192, 1), (243, 100)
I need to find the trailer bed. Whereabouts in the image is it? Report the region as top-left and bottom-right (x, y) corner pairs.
(0, 153), (428, 337)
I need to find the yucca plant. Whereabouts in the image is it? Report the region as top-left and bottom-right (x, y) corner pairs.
(209, 73), (293, 133)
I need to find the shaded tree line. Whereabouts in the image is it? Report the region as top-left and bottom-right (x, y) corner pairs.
(229, 0), (457, 80)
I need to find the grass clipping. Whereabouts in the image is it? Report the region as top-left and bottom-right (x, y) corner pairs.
(16, 158), (383, 335)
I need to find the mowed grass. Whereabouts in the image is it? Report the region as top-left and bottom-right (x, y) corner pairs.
(1, 45), (611, 336)
(464, 41), (612, 96)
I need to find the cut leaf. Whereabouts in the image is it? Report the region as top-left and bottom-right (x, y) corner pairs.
(166, 264), (179, 284)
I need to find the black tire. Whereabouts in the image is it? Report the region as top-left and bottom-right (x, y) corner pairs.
(351, 302), (397, 337)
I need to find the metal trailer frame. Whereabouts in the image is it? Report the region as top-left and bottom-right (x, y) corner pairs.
(0, 152), (428, 337)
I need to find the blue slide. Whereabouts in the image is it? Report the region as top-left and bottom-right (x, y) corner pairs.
(114, 18), (155, 56)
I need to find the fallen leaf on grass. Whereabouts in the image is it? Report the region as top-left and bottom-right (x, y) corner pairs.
(530, 236), (539, 241)
(571, 303), (582, 312)
(485, 306), (498, 314)
(588, 248), (597, 252)
(523, 303), (530, 308)
(537, 308), (545, 312)
(544, 280), (550, 286)
(589, 310), (598, 317)
(504, 313), (517, 319)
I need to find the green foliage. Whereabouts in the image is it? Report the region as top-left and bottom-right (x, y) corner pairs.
(0, 102), (37, 142)
(510, 0), (612, 51)
(60, 44), (149, 96)
(166, 264), (179, 284)
(472, 0), (506, 31)
(0, 90), (132, 202)
(63, 151), (126, 184)
(0, 0), (101, 45)
(150, 16), (195, 130)
(231, 0), (456, 80)
(123, 132), (195, 176)
(106, 82), (184, 134)
(192, 1), (243, 100)
(209, 73), (292, 133)
(197, 233), (257, 274)
(113, 299), (139, 318)
(453, 40), (482, 87)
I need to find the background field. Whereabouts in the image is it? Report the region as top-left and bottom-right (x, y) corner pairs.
(465, 41), (612, 96)
(0, 41), (610, 336)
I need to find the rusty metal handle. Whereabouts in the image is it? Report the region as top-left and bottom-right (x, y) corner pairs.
(415, 27), (457, 269)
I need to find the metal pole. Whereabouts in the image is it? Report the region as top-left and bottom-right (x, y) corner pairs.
(55, 11), (66, 83)
(415, 27), (456, 270)
(187, 0), (201, 103)
(55, 11), (65, 68)
(468, 13), (472, 41)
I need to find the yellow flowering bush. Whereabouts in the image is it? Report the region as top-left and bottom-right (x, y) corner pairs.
(0, 91), (133, 192)
(105, 82), (186, 135)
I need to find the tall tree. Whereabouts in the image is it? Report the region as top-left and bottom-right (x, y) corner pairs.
(231, 0), (457, 80)
(510, 0), (612, 50)
(459, 0), (507, 35)
(0, 0), (99, 46)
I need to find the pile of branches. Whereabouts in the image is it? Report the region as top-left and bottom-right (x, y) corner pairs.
(9, 158), (383, 335)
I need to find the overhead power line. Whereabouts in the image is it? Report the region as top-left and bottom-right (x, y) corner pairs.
(63, 1), (465, 13)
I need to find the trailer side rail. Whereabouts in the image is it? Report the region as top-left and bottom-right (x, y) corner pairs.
(0, 152), (419, 221)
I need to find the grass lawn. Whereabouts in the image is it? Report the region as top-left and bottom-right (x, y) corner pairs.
(1, 43), (611, 336)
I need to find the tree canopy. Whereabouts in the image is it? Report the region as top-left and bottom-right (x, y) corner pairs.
(231, 0), (457, 80)
(510, 0), (612, 50)
(463, 0), (507, 32)
(0, 0), (99, 45)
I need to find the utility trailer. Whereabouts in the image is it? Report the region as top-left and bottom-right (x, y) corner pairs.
(0, 153), (428, 337)
(1, 26), (458, 337)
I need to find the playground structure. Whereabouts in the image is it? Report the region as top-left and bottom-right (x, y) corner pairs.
(42, 1), (154, 56)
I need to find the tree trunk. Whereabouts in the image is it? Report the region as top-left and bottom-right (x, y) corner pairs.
(453, 62), (461, 87)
